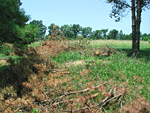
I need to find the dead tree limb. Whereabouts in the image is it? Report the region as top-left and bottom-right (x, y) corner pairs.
(54, 82), (107, 101)
(102, 63), (115, 76)
(106, 44), (117, 54)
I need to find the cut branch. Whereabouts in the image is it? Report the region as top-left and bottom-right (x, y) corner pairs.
(102, 63), (115, 76)
(106, 44), (117, 54)
(54, 82), (107, 101)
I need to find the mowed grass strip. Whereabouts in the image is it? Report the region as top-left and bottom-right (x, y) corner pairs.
(90, 40), (150, 50)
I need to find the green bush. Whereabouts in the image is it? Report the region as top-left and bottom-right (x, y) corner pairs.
(0, 43), (13, 56)
(13, 24), (41, 48)
(143, 36), (150, 41)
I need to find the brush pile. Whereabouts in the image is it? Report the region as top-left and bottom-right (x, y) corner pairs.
(0, 36), (150, 112)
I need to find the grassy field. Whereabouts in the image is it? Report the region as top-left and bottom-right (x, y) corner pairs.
(0, 39), (150, 112)
(53, 40), (150, 100)
(91, 40), (150, 49)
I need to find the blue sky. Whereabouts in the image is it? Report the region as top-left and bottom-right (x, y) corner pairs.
(21, 0), (150, 34)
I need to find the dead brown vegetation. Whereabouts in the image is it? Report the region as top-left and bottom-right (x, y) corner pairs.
(93, 45), (117, 57)
(0, 37), (150, 112)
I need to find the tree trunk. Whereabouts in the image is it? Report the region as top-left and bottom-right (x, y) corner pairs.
(136, 0), (142, 52)
(131, 0), (137, 57)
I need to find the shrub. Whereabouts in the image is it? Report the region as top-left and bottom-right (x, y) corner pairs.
(143, 36), (150, 41)
(0, 37), (83, 112)
(0, 43), (13, 56)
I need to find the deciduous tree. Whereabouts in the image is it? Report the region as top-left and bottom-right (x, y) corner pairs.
(105, 0), (150, 57)
(48, 23), (58, 35)
(71, 24), (82, 38)
(60, 25), (74, 38)
(108, 29), (119, 39)
(81, 27), (92, 38)
(91, 30), (103, 39)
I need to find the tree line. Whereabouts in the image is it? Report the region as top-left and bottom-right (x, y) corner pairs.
(47, 23), (150, 40)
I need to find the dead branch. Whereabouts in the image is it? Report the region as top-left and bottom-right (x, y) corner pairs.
(114, 85), (117, 96)
(54, 82), (107, 101)
(59, 85), (120, 113)
(96, 94), (122, 113)
(57, 84), (128, 113)
(68, 73), (83, 88)
(51, 93), (98, 108)
(120, 96), (123, 113)
(49, 83), (107, 109)
(119, 81), (128, 113)
(71, 94), (122, 113)
(99, 85), (117, 105)
(50, 69), (68, 72)
(51, 98), (74, 107)
(102, 63), (115, 76)
(106, 44), (117, 54)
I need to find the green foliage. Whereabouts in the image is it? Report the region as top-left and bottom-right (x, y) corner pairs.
(0, 1), (44, 48)
(91, 30), (103, 39)
(143, 36), (150, 41)
(33, 109), (39, 113)
(60, 24), (74, 38)
(81, 27), (92, 38)
(48, 23), (59, 35)
(29, 20), (47, 39)
(71, 24), (82, 38)
(27, 41), (42, 48)
(91, 29), (109, 40)
(48, 23), (134, 40)
(0, 44), (13, 56)
(0, 0), (29, 43)
(108, 29), (119, 39)
(48, 24), (82, 39)
(141, 33), (150, 42)
(119, 32), (132, 40)
(24, 24), (41, 43)
(13, 24), (42, 47)
(105, 0), (150, 57)
(106, 0), (129, 22)
(142, 33), (148, 39)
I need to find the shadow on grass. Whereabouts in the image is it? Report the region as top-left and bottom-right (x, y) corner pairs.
(139, 49), (150, 59)
(0, 60), (26, 96)
(116, 48), (150, 60)
(0, 56), (39, 96)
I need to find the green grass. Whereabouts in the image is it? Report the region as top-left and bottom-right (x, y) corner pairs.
(52, 40), (150, 102)
(91, 40), (150, 49)
(0, 39), (150, 112)
(52, 51), (82, 63)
